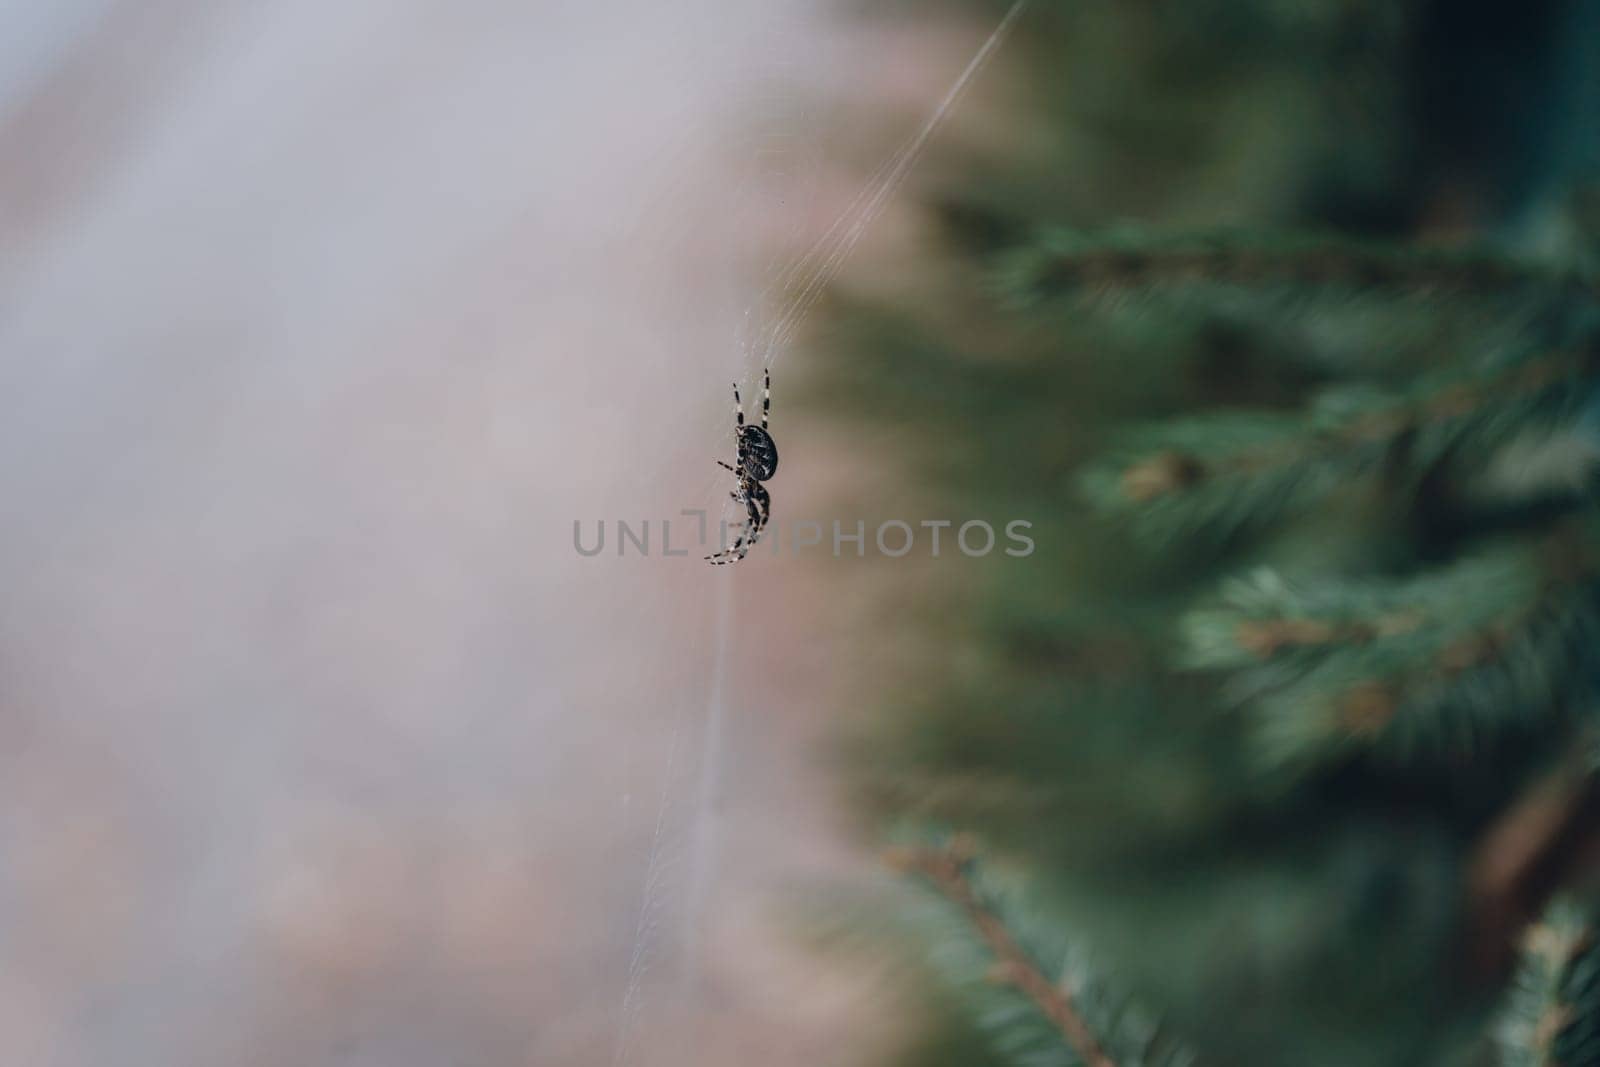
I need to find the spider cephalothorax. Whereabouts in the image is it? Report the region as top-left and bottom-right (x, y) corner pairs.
(707, 368), (777, 565)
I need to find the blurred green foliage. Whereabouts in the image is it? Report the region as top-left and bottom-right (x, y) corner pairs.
(809, 1), (1600, 1064)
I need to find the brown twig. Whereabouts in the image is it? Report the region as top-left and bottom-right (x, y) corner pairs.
(888, 841), (1119, 1067)
(1467, 750), (1600, 979)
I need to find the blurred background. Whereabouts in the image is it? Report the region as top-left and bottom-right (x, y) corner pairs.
(0, 1), (942, 1064)
(5, 2), (1600, 1066)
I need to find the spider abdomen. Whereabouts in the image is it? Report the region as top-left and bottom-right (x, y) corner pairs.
(739, 425), (779, 481)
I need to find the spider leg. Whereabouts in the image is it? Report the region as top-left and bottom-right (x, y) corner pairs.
(704, 478), (757, 563)
(705, 525), (752, 564)
(718, 460), (737, 475)
(748, 483), (770, 531)
(706, 484), (762, 563)
(733, 382), (744, 428)
(761, 367), (770, 429)
(741, 492), (763, 544)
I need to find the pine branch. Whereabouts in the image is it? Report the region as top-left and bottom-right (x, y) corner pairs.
(888, 839), (1196, 1067)
(1183, 526), (1600, 773)
(1496, 898), (1600, 1067)
(999, 228), (1600, 307)
(1081, 347), (1595, 545)
(893, 841), (1118, 1067)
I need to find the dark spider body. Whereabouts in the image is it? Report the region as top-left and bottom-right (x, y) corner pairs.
(707, 369), (778, 565)
(737, 425), (779, 481)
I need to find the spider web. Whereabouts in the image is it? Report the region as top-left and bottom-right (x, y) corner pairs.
(612, 4), (1030, 1062)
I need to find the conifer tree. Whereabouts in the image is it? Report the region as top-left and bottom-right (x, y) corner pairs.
(810, 3), (1600, 1064)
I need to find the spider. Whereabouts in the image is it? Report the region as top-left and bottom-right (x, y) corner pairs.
(706, 368), (778, 565)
